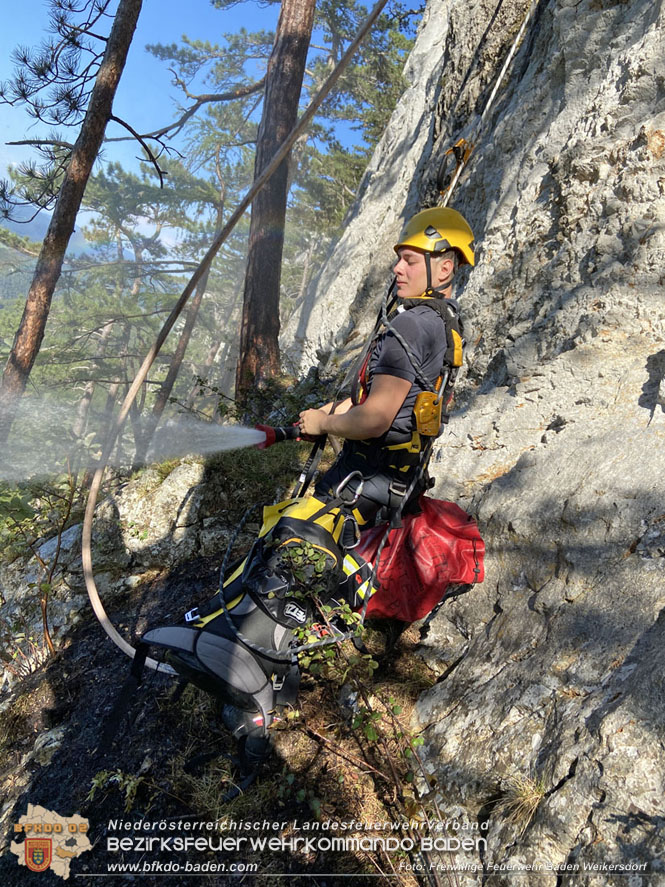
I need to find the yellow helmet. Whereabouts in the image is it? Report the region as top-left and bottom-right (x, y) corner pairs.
(394, 207), (475, 266)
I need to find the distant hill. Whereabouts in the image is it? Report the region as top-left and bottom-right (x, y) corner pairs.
(0, 221), (93, 310)
(2, 211), (90, 255)
(1, 210), (50, 244)
(0, 240), (37, 307)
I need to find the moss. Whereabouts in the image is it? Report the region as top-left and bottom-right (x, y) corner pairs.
(154, 459), (182, 482)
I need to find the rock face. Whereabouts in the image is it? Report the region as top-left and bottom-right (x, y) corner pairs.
(285, 0), (665, 880)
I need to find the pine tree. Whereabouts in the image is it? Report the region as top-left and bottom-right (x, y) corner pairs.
(0, 0), (144, 444)
(235, 0), (317, 399)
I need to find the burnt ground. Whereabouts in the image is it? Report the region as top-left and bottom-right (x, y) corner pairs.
(0, 554), (437, 887)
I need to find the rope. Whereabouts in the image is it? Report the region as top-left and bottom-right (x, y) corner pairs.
(82, 0), (391, 672)
(439, 0), (537, 207)
(292, 276), (398, 501)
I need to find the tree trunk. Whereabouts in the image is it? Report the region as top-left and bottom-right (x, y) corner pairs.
(235, 0), (316, 400)
(73, 319), (115, 439)
(0, 0), (143, 444)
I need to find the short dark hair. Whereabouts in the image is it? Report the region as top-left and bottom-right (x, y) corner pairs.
(434, 248), (459, 276)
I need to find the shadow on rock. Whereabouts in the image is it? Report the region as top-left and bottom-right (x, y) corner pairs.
(638, 349), (665, 421)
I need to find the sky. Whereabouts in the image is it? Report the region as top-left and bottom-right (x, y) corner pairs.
(0, 0), (281, 234)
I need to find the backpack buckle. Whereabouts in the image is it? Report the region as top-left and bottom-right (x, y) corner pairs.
(388, 479), (408, 498)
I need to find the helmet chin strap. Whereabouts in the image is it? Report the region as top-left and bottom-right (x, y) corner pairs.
(423, 251), (454, 297)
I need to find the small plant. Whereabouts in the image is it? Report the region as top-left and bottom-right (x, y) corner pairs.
(496, 773), (546, 836)
(277, 541), (331, 598)
(0, 614), (49, 678)
(0, 467), (81, 656)
(277, 768), (322, 818)
(0, 484), (36, 562)
(87, 769), (147, 812)
(351, 706), (383, 742)
(154, 458), (180, 482)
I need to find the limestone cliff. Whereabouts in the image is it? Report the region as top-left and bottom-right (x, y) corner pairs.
(284, 0), (665, 881)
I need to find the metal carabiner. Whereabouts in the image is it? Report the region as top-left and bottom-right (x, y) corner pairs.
(335, 470), (365, 505)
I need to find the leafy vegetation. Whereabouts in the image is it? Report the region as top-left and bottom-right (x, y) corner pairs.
(0, 465), (83, 661)
(0, 227), (41, 256)
(0, 241), (37, 307)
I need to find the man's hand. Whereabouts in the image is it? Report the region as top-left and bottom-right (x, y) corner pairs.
(298, 408), (329, 437)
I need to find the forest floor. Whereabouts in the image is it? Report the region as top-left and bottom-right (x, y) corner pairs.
(0, 547), (438, 887)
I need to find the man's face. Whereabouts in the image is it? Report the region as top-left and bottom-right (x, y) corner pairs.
(394, 247), (430, 298)
(393, 248), (452, 298)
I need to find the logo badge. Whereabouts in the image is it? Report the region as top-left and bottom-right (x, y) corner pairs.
(25, 838), (52, 872)
(284, 601), (307, 624)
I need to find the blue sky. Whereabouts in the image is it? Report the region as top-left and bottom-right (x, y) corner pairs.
(0, 0), (390, 245)
(0, 0), (280, 179)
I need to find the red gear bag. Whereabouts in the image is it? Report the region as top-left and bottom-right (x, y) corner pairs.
(356, 496), (485, 622)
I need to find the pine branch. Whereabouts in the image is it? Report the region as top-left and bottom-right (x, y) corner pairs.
(104, 77), (267, 144)
(7, 138), (75, 149)
(109, 114), (167, 187)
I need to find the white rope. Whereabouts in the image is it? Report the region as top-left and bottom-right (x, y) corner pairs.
(440, 0), (537, 207)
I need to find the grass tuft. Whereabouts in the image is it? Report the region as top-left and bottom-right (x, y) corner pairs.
(496, 773), (546, 836)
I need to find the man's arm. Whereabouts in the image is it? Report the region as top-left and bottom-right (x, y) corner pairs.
(299, 374), (411, 440)
(319, 397), (353, 415)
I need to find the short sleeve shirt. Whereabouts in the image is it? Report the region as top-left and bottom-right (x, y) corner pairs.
(368, 304), (447, 439)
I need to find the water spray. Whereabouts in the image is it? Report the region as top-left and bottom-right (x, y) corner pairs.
(0, 403), (303, 481)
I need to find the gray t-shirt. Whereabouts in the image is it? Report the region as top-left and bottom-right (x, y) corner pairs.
(368, 304), (447, 440)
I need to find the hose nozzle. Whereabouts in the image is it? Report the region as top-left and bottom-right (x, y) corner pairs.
(255, 424), (301, 449)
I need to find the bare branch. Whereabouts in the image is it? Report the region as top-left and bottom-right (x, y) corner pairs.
(105, 77), (267, 144)
(7, 138), (75, 149)
(61, 259), (202, 272)
(108, 114), (167, 186)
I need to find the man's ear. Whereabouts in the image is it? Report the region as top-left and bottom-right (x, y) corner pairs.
(434, 256), (455, 286)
